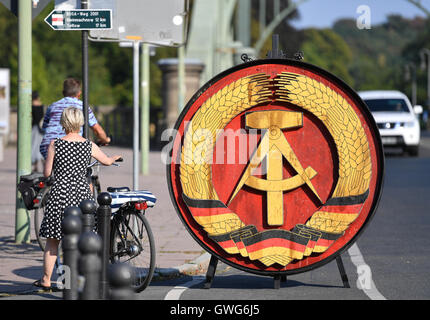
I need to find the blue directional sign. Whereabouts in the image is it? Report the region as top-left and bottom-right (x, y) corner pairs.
(45, 9), (112, 30)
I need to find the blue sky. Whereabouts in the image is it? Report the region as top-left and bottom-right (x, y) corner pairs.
(289, 0), (426, 29)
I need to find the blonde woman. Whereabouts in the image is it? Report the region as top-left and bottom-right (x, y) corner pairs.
(33, 107), (122, 290)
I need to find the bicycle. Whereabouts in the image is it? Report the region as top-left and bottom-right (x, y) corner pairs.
(88, 158), (157, 292)
(17, 159), (157, 292)
(107, 185), (157, 292)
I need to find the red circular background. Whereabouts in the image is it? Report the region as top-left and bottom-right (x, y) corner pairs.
(168, 61), (383, 274)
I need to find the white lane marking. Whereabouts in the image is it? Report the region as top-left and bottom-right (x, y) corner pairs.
(164, 276), (205, 300)
(347, 243), (387, 300)
(164, 244), (386, 300)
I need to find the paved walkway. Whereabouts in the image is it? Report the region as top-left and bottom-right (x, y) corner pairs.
(0, 145), (209, 298)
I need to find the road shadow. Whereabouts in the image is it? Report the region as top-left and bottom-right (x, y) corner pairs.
(12, 266), (41, 281)
(0, 279), (37, 295)
(149, 273), (344, 290)
(0, 276), (62, 300)
(0, 266), (44, 294)
(0, 236), (47, 295)
(0, 236), (41, 254)
(193, 274), (344, 290)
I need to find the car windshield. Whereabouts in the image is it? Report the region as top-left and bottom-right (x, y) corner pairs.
(364, 99), (410, 113)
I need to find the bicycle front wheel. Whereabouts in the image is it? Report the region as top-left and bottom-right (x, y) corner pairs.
(110, 211), (156, 292)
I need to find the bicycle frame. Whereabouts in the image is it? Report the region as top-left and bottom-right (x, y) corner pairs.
(34, 185), (51, 209)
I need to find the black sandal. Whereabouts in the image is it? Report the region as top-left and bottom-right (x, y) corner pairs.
(32, 279), (53, 291)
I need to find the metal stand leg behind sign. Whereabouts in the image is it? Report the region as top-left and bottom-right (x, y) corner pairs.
(203, 254), (350, 289)
(336, 255), (350, 288)
(273, 275), (287, 289)
(204, 255), (218, 289)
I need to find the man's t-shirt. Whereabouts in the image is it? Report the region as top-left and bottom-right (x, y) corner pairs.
(39, 97), (98, 159)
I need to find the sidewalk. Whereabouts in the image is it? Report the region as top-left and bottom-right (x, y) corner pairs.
(0, 145), (210, 298)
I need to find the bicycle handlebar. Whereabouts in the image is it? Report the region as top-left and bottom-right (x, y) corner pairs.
(90, 135), (122, 168)
(88, 157), (123, 169)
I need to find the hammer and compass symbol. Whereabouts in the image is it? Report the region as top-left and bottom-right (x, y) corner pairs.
(227, 110), (322, 226)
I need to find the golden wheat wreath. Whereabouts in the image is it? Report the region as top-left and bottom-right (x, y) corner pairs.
(178, 69), (372, 268)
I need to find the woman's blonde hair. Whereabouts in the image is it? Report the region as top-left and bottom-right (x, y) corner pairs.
(60, 107), (84, 133)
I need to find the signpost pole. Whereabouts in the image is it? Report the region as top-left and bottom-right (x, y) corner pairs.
(15, 0), (32, 243)
(133, 41), (140, 190)
(178, 45), (185, 112)
(81, 0), (89, 139)
(140, 43), (149, 175)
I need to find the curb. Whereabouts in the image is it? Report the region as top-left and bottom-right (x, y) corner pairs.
(152, 252), (211, 281)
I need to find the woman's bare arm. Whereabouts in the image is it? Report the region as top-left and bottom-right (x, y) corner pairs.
(91, 142), (121, 165)
(44, 140), (55, 177)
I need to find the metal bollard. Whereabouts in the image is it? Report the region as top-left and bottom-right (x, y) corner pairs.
(97, 192), (112, 300)
(64, 206), (83, 219)
(61, 208), (82, 300)
(79, 199), (97, 233)
(108, 263), (134, 300)
(78, 231), (102, 300)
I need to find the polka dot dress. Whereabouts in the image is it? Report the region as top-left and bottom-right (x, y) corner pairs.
(39, 139), (94, 240)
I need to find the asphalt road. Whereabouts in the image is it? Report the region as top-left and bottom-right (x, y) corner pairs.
(136, 132), (430, 301)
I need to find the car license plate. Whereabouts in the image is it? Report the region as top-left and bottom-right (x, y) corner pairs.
(381, 137), (397, 145)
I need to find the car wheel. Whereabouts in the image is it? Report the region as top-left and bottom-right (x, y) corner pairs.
(407, 145), (419, 157)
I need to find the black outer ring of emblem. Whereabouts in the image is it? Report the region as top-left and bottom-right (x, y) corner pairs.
(166, 58), (385, 277)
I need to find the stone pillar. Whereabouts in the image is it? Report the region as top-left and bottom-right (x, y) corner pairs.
(157, 58), (205, 131)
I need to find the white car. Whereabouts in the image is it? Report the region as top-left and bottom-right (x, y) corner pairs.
(358, 90), (422, 156)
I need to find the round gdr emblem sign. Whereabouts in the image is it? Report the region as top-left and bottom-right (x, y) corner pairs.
(167, 59), (384, 275)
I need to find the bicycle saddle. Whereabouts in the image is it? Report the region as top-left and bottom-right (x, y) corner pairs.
(107, 186), (130, 192)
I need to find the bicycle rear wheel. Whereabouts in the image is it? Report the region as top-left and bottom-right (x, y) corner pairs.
(34, 187), (52, 251)
(110, 210), (156, 292)
(34, 206), (46, 251)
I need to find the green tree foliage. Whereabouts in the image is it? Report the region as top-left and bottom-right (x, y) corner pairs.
(301, 28), (353, 85)
(332, 15), (427, 99)
(0, 8), (17, 105)
(401, 18), (430, 105)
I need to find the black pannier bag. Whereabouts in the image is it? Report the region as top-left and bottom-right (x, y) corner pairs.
(17, 173), (49, 210)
